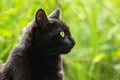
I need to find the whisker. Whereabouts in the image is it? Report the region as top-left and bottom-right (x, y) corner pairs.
(42, 48), (64, 56)
(39, 45), (66, 51)
(36, 45), (67, 56)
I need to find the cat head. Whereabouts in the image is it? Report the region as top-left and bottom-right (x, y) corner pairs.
(24, 9), (75, 55)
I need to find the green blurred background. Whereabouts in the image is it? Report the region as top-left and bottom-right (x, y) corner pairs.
(0, 0), (120, 80)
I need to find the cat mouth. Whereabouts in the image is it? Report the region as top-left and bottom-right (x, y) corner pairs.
(62, 48), (72, 54)
(61, 44), (74, 54)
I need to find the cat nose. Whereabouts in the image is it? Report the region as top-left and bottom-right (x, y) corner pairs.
(72, 41), (75, 47)
(67, 37), (75, 48)
(72, 39), (75, 45)
(70, 37), (75, 46)
(64, 36), (75, 48)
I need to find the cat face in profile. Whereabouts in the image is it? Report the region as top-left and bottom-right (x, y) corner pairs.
(24, 9), (75, 55)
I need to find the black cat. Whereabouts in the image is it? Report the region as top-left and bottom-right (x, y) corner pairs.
(0, 9), (75, 80)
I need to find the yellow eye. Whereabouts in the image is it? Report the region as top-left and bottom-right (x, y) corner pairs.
(60, 31), (65, 38)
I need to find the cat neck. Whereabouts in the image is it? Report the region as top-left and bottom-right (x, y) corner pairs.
(11, 42), (63, 68)
(8, 42), (63, 80)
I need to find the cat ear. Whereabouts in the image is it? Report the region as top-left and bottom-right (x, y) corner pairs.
(35, 9), (49, 26)
(48, 9), (60, 19)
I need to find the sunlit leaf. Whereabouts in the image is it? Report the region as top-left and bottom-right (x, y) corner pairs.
(0, 29), (12, 37)
(92, 53), (106, 63)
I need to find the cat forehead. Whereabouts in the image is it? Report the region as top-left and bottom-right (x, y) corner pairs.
(49, 19), (67, 27)
(48, 18), (60, 23)
(48, 18), (68, 29)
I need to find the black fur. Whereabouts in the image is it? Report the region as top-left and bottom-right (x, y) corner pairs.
(0, 9), (75, 80)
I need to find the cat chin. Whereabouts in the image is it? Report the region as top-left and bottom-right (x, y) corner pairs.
(62, 45), (74, 54)
(61, 48), (72, 54)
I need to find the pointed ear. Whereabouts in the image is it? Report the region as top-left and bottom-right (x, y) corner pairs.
(35, 9), (49, 26)
(48, 9), (60, 19)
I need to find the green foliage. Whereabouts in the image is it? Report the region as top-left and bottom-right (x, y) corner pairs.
(0, 0), (120, 80)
